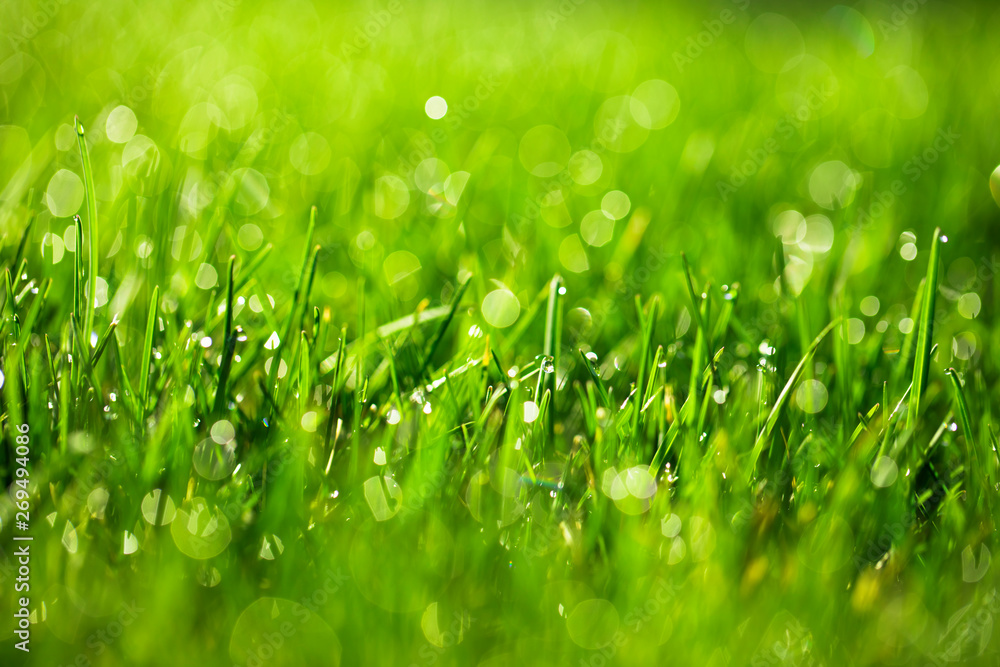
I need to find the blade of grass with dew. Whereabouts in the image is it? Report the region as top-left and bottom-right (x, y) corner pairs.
(75, 116), (99, 342)
(579, 348), (610, 409)
(907, 228), (942, 428)
(542, 274), (563, 439)
(214, 257), (237, 414)
(89, 319), (117, 367)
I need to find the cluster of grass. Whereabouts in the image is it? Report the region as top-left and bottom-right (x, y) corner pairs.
(3, 0), (1000, 665)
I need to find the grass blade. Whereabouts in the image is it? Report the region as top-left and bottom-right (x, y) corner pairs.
(89, 319), (118, 367)
(748, 318), (840, 479)
(945, 368), (982, 506)
(267, 206), (317, 401)
(681, 253), (715, 379)
(73, 214), (84, 320)
(542, 274), (563, 437)
(214, 257), (237, 414)
(907, 227), (942, 428)
(630, 295), (658, 440)
(138, 286), (159, 415)
(76, 116), (99, 341)
(233, 243), (273, 293)
(419, 275), (471, 380)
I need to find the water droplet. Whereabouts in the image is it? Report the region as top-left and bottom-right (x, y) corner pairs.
(541, 357), (555, 373)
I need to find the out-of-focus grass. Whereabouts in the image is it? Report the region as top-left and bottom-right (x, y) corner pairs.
(2, 0), (1000, 665)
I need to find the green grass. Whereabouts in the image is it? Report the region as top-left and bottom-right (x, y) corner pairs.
(2, 1), (1000, 665)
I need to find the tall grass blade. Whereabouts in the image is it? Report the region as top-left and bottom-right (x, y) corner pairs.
(73, 214), (84, 320)
(543, 274), (563, 437)
(945, 368), (981, 505)
(138, 286), (160, 415)
(748, 318), (839, 479)
(214, 257), (237, 414)
(419, 275), (471, 380)
(907, 228), (942, 428)
(75, 116), (99, 341)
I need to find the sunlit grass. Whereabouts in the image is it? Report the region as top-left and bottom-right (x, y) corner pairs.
(2, 1), (1000, 665)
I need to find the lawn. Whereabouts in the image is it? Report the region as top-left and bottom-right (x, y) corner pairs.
(2, 0), (1000, 665)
